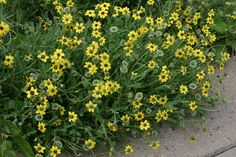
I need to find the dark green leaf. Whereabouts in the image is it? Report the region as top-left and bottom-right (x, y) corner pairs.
(13, 136), (34, 157)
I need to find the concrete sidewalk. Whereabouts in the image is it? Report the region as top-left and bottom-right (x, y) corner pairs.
(216, 147), (236, 157)
(102, 57), (236, 157)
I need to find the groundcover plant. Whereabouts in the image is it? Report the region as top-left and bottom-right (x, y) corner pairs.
(0, 0), (235, 156)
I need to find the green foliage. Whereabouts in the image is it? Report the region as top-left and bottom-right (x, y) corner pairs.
(0, 119), (34, 157)
(199, 0), (236, 52)
(0, 0), (234, 156)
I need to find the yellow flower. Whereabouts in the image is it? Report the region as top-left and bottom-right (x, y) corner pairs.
(107, 122), (118, 132)
(203, 127), (208, 132)
(34, 143), (46, 154)
(128, 31), (138, 41)
(66, 0), (74, 8)
(170, 12), (179, 21)
(0, 21), (10, 37)
(85, 10), (96, 17)
(98, 2), (110, 10)
(207, 66), (215, 75)
(202, 81), (211, 91)
(184, 7), (191, 16)
(37, 51), (49, 62)
(121, 7), (131, 15)
(148, 141), (160, 150)
(92, 21), (102, 30)
(189, 101), (197, 111)
(51, 49), (64, 61)
(208, 9), (215, 17)
(202, 89), (209, 97)
(181, 66), (187, 75)
(155, 17), (164, 25)
(74, 22), (85, 33)
(92, 87), (102, 99)
(221, 52), (230, 62)
(177, 30), (186, 40)
(0, 0), (7, 4)
(38, 122), (46, 133)
(132, 100), (142, 109)
(98, 10), (108, 19)
(145, 17), (154, 25)
(51, 63), (62, 74)
(58, 35), (71, 46)
(43, 78), (53, 87)
(46, 85), (58, 97)
(53, 120), (62, 126)
(68, 111), (78, 122)
(198, 54), (206, 63)
(25, 76), (36, 87)
(121, 114), (131, 122)
(155, 110), (162, 122)
(4, 55), (14, 68)
(59, 106), (65, 115)
(50, 146), (61, 157)
(149, 95), (158, 105)
(131, 71), (137, 76)
(99, 52), (110, 62)
(113, 6), (121, 17)
(187, 35), (197, 46)
(84, 62), (98, 75)
(62, 13), (73, 25)
(140, 120), (150, 131)
(71, 36), (82, 47)
(220, 63), (224, 70)
(36, 105), (47, 115)
(166, 34), (175, 45)
(84, 139), (96, 150)
(189, 136), (197, 143)
(147, 60), (156, 70)
(179, 85), (188, 94)
(92, 30), (102, 38)
(132, 13), (141, 21)
(146, 43), (158, 52)
(26, 87), (39, 99)
(85, 41), (99, 58)
(40, 96), (48, 106)
(206, 17), (214, 25)
(99, 36), (106, 46)
(161, 110), (169, 120)
(158, 71), (169, 83)
(124, 145), (134, 155)
(100, 60), (111, 72)
(158, 96), (168, 105)
(147, 0), (154, 5)
(193, 12), (201, 25)
(196, 71), (205, 80)
(175, 48), (185, 58)
(175, 20), (182, 29)
(85, 101), (97, 112)
(134, 111), (144, 121)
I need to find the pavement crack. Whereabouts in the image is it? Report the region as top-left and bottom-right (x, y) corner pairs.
(208, 144), (236, 157)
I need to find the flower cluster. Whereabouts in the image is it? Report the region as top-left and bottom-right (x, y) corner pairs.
(0, 0), (233, 156)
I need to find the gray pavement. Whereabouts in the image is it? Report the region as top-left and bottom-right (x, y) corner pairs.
(216, 147), (236, 157)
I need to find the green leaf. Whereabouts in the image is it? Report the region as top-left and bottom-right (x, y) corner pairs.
(212, 17), (227, 33)
(212, 45), (225, 61)
(0, 119), (21, 136)
(226, 40), (236, 53)
(13, 136), (34, 157)
(0, 150), (16, 157)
